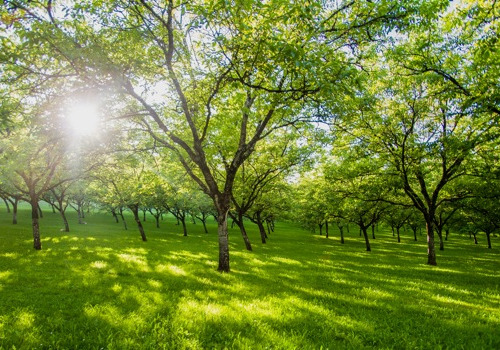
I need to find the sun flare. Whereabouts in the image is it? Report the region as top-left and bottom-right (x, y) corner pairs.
(66, 102), (100, 137)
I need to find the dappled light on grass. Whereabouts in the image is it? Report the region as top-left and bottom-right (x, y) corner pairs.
(0, 208), (499, 348)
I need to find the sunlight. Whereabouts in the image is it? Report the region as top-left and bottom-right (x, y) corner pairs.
(66, 101), (100, 137)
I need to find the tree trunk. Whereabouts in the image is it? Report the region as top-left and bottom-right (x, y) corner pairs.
(436, 228), (444, 251)
(31, 199), (42, 250)
(426, 220), (437, 265)
(372, 225), (375, 239)
(346, 224), (349, 233)
(3, 198), (10, 213)
(256, 211), (266, 244)
(339, 226), (344, 244)
(131, 205), (147, 241)
(236, 213), (252, 251)
(202, 219), (208, 233)
(119, 208), (128, 230)
(325, 220), (329, 239)
(391, 226), (395, 236)
(155, 215), (160, 228)
(217, 209), (230, 272)
(38, 203), (43, 218)
(319, 222), (323, 236)
(12, 200), (18, 225)
(181, 216), (188, 236)
(397, 227), (401, 243)
(445, 228), (449, 241)
(362, 227), (371, 252)
(51, 203), (56, 214)
(486, 232), (492, 249)
(473, 232), (478, 244)
(143, 209), (147, 222)
(111, 209), (119, 223)
(412, 227), (417, 241)
(61, 211), (70, 232)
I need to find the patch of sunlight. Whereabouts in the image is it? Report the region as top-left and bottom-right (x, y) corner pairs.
(124, 247), (148, 255)
(90, 261), (108, 269)
(14, 309), (35, 329)
(117, 253), (151, 272)
(0, 271), (13, 280)
(361, 287), (393, 299)
(70, 246), (79, 250)
(155, 264), (186, 276)
(147, 279), (162, 289)
(1, 252), (18, 259)
(119, 286), (164, 313)
(51, 237), (60, 243)
(432, 294), (482, 309)
(112, 283), (122, 293)
(249, 257), (266, 267)
(86, 237), (96, 241)
(269, 256), (302, 266)
(84, 303), (124, 328)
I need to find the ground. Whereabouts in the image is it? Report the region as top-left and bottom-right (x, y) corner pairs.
(0, 205), (499, 349)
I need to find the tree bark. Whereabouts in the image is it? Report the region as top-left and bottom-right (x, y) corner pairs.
(319, 222), (323, 235)
(38, 203), (43, 218)
(473, 232), (478, 244)
(61, 211), (70, 232)
(256, 211), (266, 244)
(397, 227), (401, 243)
(445, 228), (449, 241)
(111, 209), (119, 223)
(12, 200), (18, 225)
(325, 220), (329, 239)
(236, 213), (252, 251)
(3, 198), (10, 213)
(119, 208), (128, 230)
(371, 225), (375, 239)
(130, 205), (147, 241)
(436, 227), (444, 251)
(362, 226), (371, 252)
(486, 232), (492, 249)
(426, 220), (437, 265)
(181, 216), (188, 236)
(216, 208), (230, 272)
(412, 227), (417, 241)
(202, 219), (208, 233)
(31, 199), (42, 250)
(339, 226), (344, 244)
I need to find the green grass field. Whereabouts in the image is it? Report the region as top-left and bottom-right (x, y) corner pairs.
(0, 204), (499, 349)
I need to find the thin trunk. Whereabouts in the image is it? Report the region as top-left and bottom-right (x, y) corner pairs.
(191, 214), (196, 224)
(391, 226), (395, 237)
(319, 222), (323, 236)
(346, 224), (349, 233)
(31, 199), (42, 250)
(426, 220), (437, 265)
(61, 211), (70, 232)
(77, 208), (84, 224)
(38, 203), (43, 218)
(325, 220), (329, 239)
(2, 198), (10, 213)
(445, 228), (449, 241)
(181, 216), (187, 236)
(486, 232), (492, 249)
(237, 213), (252, 251)
(51, 204), (56, 214)
(266, 220), (271, 236)
(12, 200), (18, 225)
(111, 209), (119, 223)
(155, 215), (160, 228)
(143, 209), (147, 222)
(397, 227), (401, 243)
(362, 227), (371, 252)
(131, 205), (147, 241)
(473, 232), (478, 244)
(256, 211), (266, 244)
(372, 225), (375, 239)
(217, 209), (230, 273)
(412, 227), (417, 241)
(202, 219), (208, 233)
(436, 228), (444, 251)
(339, 226), (344, 244)
(119, 208), (128, 230)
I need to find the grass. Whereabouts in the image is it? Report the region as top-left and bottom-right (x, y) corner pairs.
(0, 203), (499, 349)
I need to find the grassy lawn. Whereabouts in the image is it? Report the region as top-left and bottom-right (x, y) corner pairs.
(0, 204), (499, 349)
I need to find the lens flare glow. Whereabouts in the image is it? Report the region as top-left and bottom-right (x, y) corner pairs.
(66, 102), (100, 137)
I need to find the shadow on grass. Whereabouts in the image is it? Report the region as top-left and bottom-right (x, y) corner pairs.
(0, 209), (499, 349)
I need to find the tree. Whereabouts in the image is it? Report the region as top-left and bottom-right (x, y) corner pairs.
(4, 0), (437, 272)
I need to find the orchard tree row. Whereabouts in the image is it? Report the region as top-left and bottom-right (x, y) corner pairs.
(0, 0), (498, 271)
